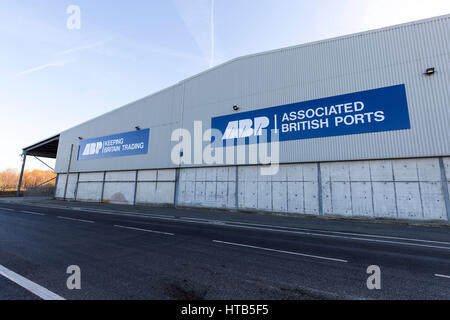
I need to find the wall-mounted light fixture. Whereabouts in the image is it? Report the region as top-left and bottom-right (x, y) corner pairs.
(233, 105), (239, 111)
(424, 67), (435, 76)
(135, 126), (141, 131)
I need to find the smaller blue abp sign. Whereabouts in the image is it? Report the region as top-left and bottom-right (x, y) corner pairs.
(78, 129), (150, 160)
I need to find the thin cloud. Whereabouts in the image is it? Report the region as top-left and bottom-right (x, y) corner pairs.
(15, 60), (72, 77)
(56, 37), (114, 56)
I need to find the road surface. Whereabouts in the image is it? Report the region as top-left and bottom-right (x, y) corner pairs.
(0, 200), (449, 300)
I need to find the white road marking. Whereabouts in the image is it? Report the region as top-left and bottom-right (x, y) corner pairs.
(21, 211), (45, 216)
(213, 240), (348, 263)
(0, 208), (14, 211)
(435, 274), (450, 279)
(0, 265), (65, 300)
(57, 216), (94, 224)
(114, 225), (174, 236)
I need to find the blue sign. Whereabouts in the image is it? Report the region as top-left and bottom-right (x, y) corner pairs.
(78, 129), (150, 160)
(211, 84), (410, 145)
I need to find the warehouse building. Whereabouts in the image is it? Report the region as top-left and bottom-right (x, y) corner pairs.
(22, 15), (450, 222)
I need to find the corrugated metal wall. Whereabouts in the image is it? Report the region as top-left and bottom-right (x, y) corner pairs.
(55, 15), (450, 173)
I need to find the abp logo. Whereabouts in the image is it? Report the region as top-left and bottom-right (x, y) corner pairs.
(222, 116), (270, 140)
(82, 142), (103, 156)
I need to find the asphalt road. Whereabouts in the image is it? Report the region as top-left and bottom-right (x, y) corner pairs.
(0, 200), (449, 300)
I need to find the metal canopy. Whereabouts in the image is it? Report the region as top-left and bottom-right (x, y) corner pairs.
(23, 134), (60, 158)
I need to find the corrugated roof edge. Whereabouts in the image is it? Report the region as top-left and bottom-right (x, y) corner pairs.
(59, 13), (450, 135)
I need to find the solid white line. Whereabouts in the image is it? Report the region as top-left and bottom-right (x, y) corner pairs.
(57, 216), (94, 224)
(114, 225), (174, 236)
(21, 211), (45, 216)
(435, 274), (450, 279)
(0, 265), (65, 300)
(213, 240), (347, 263)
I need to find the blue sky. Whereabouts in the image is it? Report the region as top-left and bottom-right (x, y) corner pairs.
(1, 0), (449, 171)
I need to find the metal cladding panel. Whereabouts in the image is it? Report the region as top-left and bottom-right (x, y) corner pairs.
(183, 15), (450, 165)
(56, 15), (450, 173)
(55, 84), (184, 173)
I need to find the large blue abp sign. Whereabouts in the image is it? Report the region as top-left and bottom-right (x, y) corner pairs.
(211, 84), (410, 145)
(78, 129), (150, 160)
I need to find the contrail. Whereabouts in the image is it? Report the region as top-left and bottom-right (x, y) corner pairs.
(210, 0), (215, 68)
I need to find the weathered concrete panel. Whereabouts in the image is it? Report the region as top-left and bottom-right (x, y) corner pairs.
(205, 168), (217, 181)
(79, 172), (104, 182)
(396, 182), (422, 219)
(135, 182), (157, 204)
(217, 167), (228, 182)
(65, 174), (78, 200)
(76, 182), (103, 202)
(194, 181), (206, 204)
(55, 174), (67, 198)
(286, 164), (303, 182)
(257, 182), (272, 211)
(303, 164), (318, 182)
(420, 182), (447, 220)
(304, 182), (319, 215)
(273, 182), (288, 212)
(350, 161), (371, 182)
(331, 182), (352, 216)
(417, 158), (441, 182)
(216, 182), (228, 207)
(370, 161), (393, 182)
(393, 160), (418, 182)
(329, 163), (350, 182)
(138, 170), (157, 182)
(155, 182), (175, 204)
(105, 171), (136, 182)
(103, 182), (135, 204)
(287, 182), (304, 213)
(321, 182), (332, 215)
(272, 166), (288, 182)
(444, 158), (450, 181)
(244, 181), (258, 209)
(351, 182), (373, 217)
(184, 181), (196, 204)
(205, 181), (217, 204)
(158, 169), (176, 181)
(373, 182), (397, 218)
(227, 182), (236, 208)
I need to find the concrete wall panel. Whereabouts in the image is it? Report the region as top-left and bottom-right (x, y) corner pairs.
(103, 182), (135, 204)
(420, 182), (447, 220)
(105, 171), (136, 182)
(373, 182), (397, 218)
(393, 160), (418, 182)
(55, 174), (67, 198)
(304, 182), (319, 215)
(396, 182), (422, 219)
(65, 174), (78, 200)
(287, 182), (304, 214)
(155, 182), (175, 204)
(257, 182), (272, 211)
(79, 172), (104, 182)
(331, 182), (352, 216)
(273, 182), (288, 212)
(76, 182), (102, 202)
(135, 182), (157, 204)
(158, 169), (176, 181)
(138, 170), (157, 182)
(351, 182), (373, 217)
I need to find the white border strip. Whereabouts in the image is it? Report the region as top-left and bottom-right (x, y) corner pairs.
(0, 265), (65, 300)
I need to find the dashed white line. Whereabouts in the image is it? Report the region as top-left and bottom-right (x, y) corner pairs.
(57, 216), (94, 224)
(213, 240), (348, 263)
(21, 211), (45, 216)
(0, 208), (14, 211)
(0, 265), (65, 300)
(435, 274), (450, 279)
(114, 225), (174, 236)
